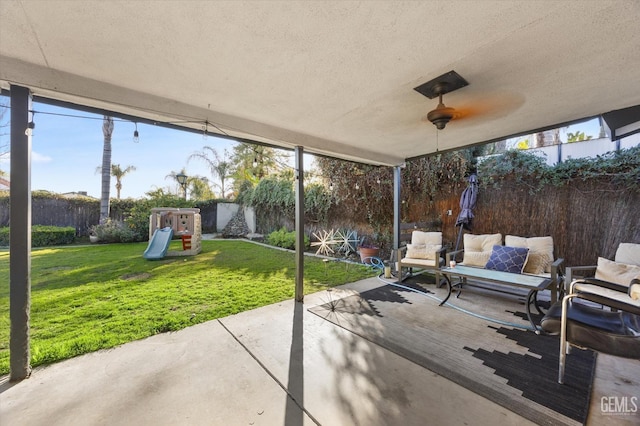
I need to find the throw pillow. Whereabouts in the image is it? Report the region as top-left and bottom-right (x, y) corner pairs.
(485, 245), (530, 274)
(406, 244), (428, 259)
(505, 235), (554, 274)
(406, 243), (442, 260)
(615, 243), (640, 267)
(411, 231), (442, 246)
(462, 233), (502, 267)
(463, 251), (493, 267)
(595, 257), (640, 287)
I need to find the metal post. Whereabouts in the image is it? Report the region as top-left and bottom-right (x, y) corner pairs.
(9, 85), (32, 381)
(393, 166), (402, 262)
(294, 146), (304, 302)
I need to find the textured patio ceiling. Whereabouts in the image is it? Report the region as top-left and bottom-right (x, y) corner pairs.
(1, 1), (639, 166)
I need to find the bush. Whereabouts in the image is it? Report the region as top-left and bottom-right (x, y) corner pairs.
(266, 227), (310, 250)
(0, 225), (76, 247)
(124, 193), (194, 241)
(90, 219), (137, 243)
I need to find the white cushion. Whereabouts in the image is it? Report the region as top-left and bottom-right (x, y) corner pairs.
(405, 243), (442, 260)
(397, 258), (438, 269)
(630, 283), (640, 301)
(411, 231), (442, 246)
(574, 283), (640, 309)
(615, 243), (640, 267)
(462, 233), (502, 267)
(505, 235), (554, 274)
(595, 257), (640, 287)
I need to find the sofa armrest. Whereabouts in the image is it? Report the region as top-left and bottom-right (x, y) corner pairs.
(395, 245), (408, 259)
(446, 249), (464, 265)
(572, 279), (640, 315)
(436, 246), (447, 267)
(549, 257), (565, 301)
(570, 277), (629, 294)
(565, 265), (597, 289)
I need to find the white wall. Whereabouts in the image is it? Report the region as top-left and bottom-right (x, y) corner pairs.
(216, 203), (256, 233)
(481, 133), (639, 166)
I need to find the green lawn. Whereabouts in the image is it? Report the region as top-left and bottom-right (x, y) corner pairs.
(0, 240), (375, 375)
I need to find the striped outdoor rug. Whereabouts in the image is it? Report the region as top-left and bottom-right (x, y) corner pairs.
(308, 275), (596, 426)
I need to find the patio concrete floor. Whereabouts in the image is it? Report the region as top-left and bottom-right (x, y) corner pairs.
(1, 278), (637, 425)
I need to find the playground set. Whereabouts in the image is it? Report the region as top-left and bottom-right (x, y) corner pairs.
(143, 208), (202, 259)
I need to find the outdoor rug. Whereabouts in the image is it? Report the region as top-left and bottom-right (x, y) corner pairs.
(308, 276), (596, 426)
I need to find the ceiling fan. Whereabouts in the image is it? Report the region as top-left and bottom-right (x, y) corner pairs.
(414, 70), (469, 130)
(415, 71), (523, 130)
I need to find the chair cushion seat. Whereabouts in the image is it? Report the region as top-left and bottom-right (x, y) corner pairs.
(541, 301), (640, 358)
(398, 258), (438, 268)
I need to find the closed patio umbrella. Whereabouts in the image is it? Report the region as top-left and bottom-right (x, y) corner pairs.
(454, 174), (478, 252)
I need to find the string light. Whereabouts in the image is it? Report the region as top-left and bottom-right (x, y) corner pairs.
(25, 120), (35, 136)
(355, 183), (360, 190)
(24, 111), (35, 136)
(329, 181), (334, 191)
(133, 123), (139, 143)
(253, 156), (258, 168)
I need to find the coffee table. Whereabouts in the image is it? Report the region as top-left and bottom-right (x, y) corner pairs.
(441, 265), (552, 333)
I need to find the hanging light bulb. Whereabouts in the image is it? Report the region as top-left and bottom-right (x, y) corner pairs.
(25, 111), (35, 136)
(133, 123), (139, 143)
(377, 178), (381, 184)
(25, 121), (35, 136)
(329, 181), (334, 191)
(202, 122), (208, 140)
(253, 157), (258, 168)
(355, 183), (360, 190)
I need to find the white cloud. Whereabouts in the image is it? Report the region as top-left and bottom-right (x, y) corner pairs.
(0, 151), (51, 164)
(32, 151), (52, 163)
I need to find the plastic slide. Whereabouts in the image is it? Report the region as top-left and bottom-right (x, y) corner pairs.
(143, 227), (174, 260)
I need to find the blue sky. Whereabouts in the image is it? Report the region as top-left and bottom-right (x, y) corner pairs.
(1, 100), (240, 198)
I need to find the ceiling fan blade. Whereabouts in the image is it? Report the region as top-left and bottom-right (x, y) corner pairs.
(451, 93), (526, 122)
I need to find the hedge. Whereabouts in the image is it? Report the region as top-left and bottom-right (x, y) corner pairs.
(0, 225), (76, 247)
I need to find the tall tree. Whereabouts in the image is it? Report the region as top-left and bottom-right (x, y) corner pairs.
(188, 176), (215, 200)
(230, 143), (286, 196)
(100, 116), (114, 221)
(111, 164), (136, 199)
(187, 146), (232, 198)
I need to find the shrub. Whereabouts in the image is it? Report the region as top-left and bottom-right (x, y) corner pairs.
(0, 225), (76, 247)
(90, 219), (137, 243)
(266, 227), (310, 250)
(124, 193), (194, 241)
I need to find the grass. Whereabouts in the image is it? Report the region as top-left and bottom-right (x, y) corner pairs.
(0, 240), (375, 375)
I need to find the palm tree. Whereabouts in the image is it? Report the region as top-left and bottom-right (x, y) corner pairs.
(111, 164), (136, 199)
(188, 147), (232, 198)
(100, 116), (114, 221)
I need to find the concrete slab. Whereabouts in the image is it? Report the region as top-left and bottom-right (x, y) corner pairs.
(219, 280), (536, 426)
(0, 319), (313, 426)
(1, 277), (637, 425)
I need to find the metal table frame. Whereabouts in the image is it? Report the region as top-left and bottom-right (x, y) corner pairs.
(440, 265), (552, 333)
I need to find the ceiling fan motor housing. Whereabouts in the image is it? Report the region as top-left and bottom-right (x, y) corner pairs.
(427, 103), (455, 130)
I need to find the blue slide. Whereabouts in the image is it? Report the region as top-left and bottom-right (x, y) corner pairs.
(143, 227), (174, 260)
